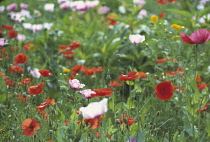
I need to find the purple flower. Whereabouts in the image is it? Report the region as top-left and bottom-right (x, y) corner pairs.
(20, 3), (28, 9)
(69, 79), (85, 89)
(6, 3), (18, 11)
(79, 98), (108, 119)
(98, 6), (110, 15)
(125, 137), (137, 142)
(129, 34), (145, 44)
(0, 38), (8, 47)
(80, 89), (96, 98)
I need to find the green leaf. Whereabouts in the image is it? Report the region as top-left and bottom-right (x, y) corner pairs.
(126, 98), (135, 109)
(56, 106), (65, 121)
(198, 7), (210, 18)
(126, 81), (134, 86)
(165, 9), (192, 17)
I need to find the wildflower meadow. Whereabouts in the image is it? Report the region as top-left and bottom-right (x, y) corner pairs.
(1, 0), (210, 141)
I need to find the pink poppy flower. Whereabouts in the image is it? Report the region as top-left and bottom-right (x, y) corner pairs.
(80, 89), (96, 98)
(20, 3), (28, 9)
(129, 34), (145, 44)
(69, 79), (85, 89)
(6, 3), (17, 11)
(180, 29), (210, 44)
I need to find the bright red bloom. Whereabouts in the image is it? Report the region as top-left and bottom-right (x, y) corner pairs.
(39, 70), (53, 77)
(28, 82), (45, 95)
(195, 74), (202, 82)
(180, 29), (210, 44)
(4, 77), (16, 86)
(157, 0), (167, 5)
(156, 59), (166, 63)
(108, 81), (122, 87)
(0, 72), (6, 75)
(155, 81), (173, 100)
(197, 83), (207, 91)
(36, 96), (56, 119)
(59, 45), (67, 50)
(24, 43), (34, 52)
(84, 115), (103, 129)
(8, 65), (24, 73)
(159, 12), (165, 18)
(118, 71), (139, 82)
(81, 66), (103, 76)
(69, 41), (81, 50)
(106, 17), (118, 26)
(118, 115), (135, 126)
(138, 72), (147, 78)
(17, 94), (30, 102)
(14, 53), (28, 64)
(22, 118), (40, 136)
(2, 25), (13, 30)
(20, 78), (31, 86)
(64, 120), (70, 125)
(92, 88), (113, 97)
(8, 30), (18, 38)
(197, 103), (210, 113)
(71, 65), (83, 76)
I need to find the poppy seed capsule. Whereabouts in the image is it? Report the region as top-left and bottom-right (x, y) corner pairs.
(115, 119), (120, 124)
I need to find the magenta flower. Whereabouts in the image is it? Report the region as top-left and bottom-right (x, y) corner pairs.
(79, 98), (108, 119)
(80, 89), (96, 98)
(6, 3), (17, 11)
(129, 34), (145, 44)
(180, 29), (210, 44)
(69, 79), (85, 89)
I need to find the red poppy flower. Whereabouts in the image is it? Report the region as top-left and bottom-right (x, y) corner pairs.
(197, 103), (210, 113)
(64, 120), (70, 125)
(157, 0), (167, 5)
(69, 41), (81, 50)
(39, 70), (53, 77)
(81, 66), (103, 76)
(118, 115), (135, 126)
(159, 12), (165, 18)
(8, 65), (24, 73)
(20, 78), (31, 86)
(28, 82), (45, 95)
(155, 81), (173, 100)
(18, 94), (30, 102)
(2, 25), (13, 30)
(22, 118), (40, 136)
(94, 132), (113, 140)
(197, 83), (207, 91)
(59, 45), (67, 50)
(14, 53), (28, 64)
(118, 71), (139, 81)
(195, 74), (201, 82)
(180, 29), (210, 44)
(36, 96), (55, 119)
(92, 88), (113, 97)
(4, 77), (16, 86)
(156, 59), (166, 63)
(84, 115), (103, 129)
(138, 72), (147, 78)
(24, 43), (34, 52)
(8, 30), (18, 38)
(71, 65), (83, 76)
(108, 81), (122, 87)
(0, 72), (6, 75)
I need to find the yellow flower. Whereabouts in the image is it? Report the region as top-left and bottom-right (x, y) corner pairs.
(171, 24), (184, 30)
(171, 35), (180, 40)
(150, 16), (158, 23)
(63, 69), (71, 72)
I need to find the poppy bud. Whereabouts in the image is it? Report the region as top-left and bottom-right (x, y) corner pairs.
(156, 111), (160, 116)
(49, 32), (55, 36)
(49, 130), (53, 134)
(81, 98), (86, 102)
(115, 119), (120, 124)
(60, 86), (67, 91)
